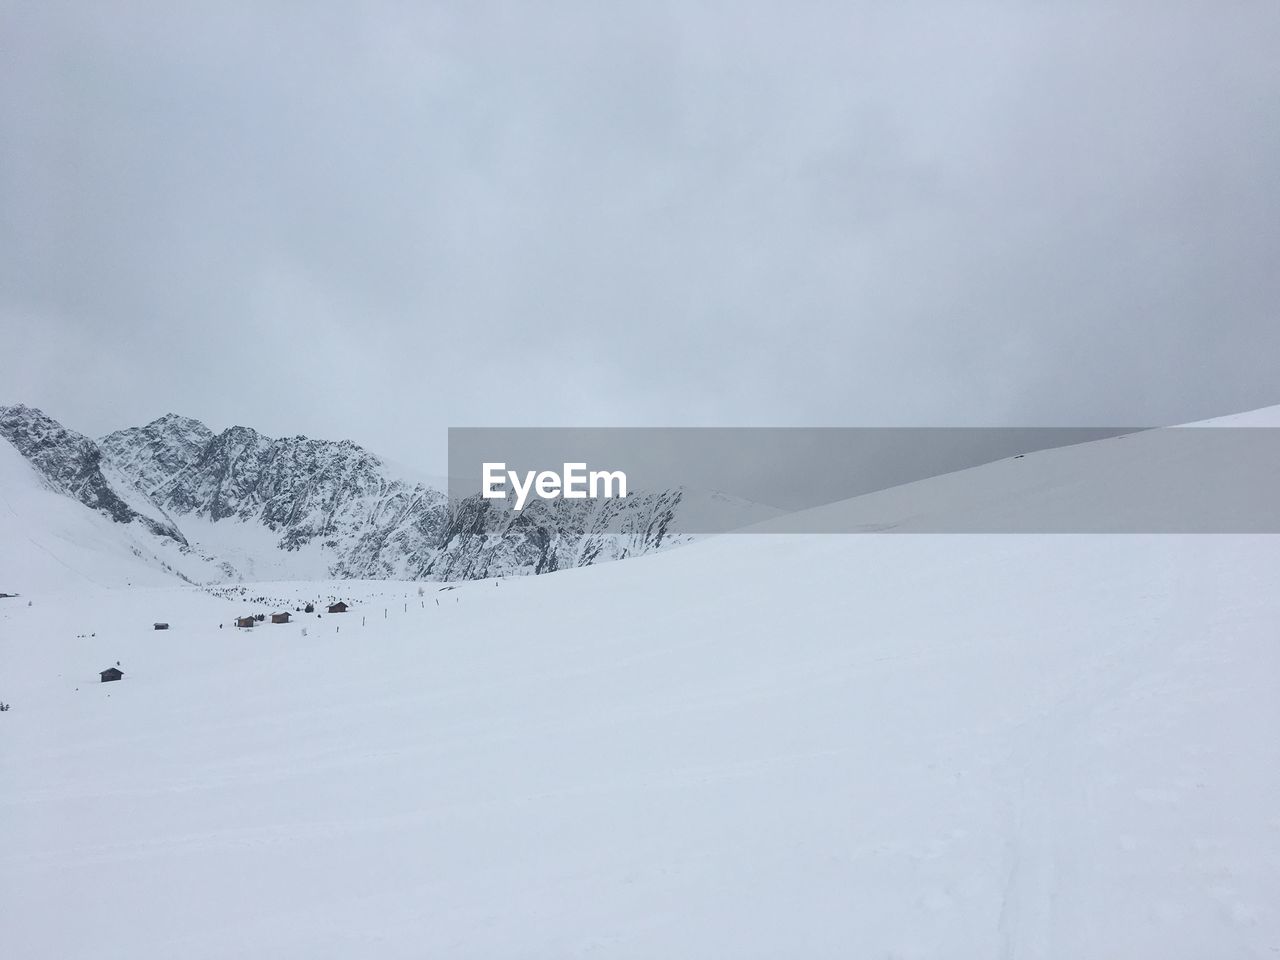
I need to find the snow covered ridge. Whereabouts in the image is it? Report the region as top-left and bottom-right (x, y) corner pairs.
(0, 405), (770, 586)
(0, 404), (186, 544)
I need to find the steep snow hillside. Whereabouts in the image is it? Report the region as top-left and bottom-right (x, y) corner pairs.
(2, 409), (1277, 958)
(0, 425), (228, 590)
(0, 404), (184, 543)
(754, 404), (1280, 534)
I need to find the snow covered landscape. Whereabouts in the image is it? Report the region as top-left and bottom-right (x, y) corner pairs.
(5, 3), (1279, 955)
(3, 407), (1278, 958)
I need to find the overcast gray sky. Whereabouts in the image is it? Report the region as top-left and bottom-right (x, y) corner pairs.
(2, 1), (1278, 474)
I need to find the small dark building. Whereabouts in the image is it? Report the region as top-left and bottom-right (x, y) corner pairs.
(100, 667), (123, 683)
(153, 622), (169, 630)
(271, 612), (291, 624)
(327, 602), (349, 614)
(235, 616), (255, 628)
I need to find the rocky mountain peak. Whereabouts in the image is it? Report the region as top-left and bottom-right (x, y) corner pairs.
(140, 412), (214, 442)
(4, 405), (770, 585)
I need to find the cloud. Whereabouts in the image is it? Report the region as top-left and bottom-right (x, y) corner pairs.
(2, 1), (1278, 471)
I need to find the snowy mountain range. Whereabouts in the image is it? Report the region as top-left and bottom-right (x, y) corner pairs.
(0, 404), (775, 584)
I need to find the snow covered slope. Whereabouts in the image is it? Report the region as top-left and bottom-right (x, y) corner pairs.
(0, 433), (227, 591)
(2, 410), (1278, 958)
(756, 406), (1280, 535)
(0, 404), (185, 544)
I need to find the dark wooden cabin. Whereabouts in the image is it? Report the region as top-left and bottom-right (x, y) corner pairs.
(327, 602), (349, 613)
(100, 667), (123, 683)
(271, 612), (291, 624)
(153, 622), (169, 630)
(235, 616), (256, 628)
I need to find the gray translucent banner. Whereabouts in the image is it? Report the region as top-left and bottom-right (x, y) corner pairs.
(447, 427), (1280, 533)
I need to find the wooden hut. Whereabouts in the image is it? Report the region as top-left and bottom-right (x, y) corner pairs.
(153, 622), (169, 630)
(327, 602), (349, 614)
(235, 616), (256, 628)
(100, 667), (123, 683)
(271, 612), (291, 624)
